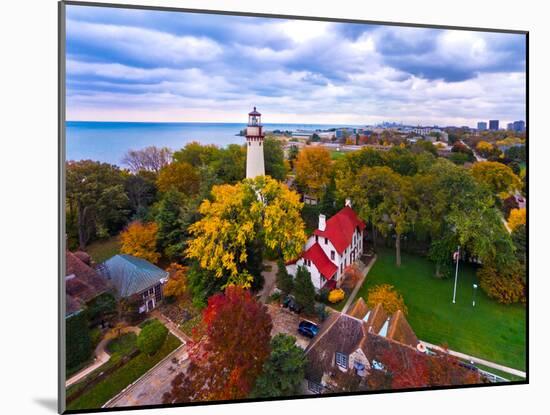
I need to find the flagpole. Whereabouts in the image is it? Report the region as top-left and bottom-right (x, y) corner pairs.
(452, 245), (460, 304)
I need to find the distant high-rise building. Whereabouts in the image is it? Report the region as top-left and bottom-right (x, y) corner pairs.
(489, 120), (499, 131)
(513, 120), (526, 132)
(507, 123), (514, 131)
(477, 122), (487, 131)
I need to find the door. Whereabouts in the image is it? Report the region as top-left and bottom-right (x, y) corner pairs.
(147, 298), (155, 312)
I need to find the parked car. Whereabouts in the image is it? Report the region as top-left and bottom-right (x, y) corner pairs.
(282, 295), (303, 313)
(298, 320), (319, 338)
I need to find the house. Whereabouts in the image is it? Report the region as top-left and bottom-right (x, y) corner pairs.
(65, 250), (109, 317)
(286, 200), (366, 290)
(303, 298), (422, 394)
(98, 254), (168, 313)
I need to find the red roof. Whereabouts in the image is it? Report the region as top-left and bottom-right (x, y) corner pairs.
(303, 243), (338, 280)
(313, 206), (366, 254)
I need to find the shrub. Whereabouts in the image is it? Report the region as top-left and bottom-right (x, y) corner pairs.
(366, 284), (408, 315)
(328, 288), (345, 303)
(136, 319), (168, 355)
(315, 303), (329, 322)
(293, 266), (316, 314)
(316, 287), (330, 303)
(276, 259), (294, 295)
(478, 264), (525, 304)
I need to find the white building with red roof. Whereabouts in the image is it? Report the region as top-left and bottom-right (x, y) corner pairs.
(287, 200), (366, 290)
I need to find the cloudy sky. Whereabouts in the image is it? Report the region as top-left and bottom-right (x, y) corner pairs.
(65, 5), (526, 126)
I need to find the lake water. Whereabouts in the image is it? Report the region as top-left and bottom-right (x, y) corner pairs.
(66, 121), (356, 165)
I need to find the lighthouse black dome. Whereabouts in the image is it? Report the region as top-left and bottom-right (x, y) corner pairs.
(248, 106), (261, 116)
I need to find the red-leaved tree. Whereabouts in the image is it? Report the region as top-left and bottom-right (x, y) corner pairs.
(164, 285), (273, 403)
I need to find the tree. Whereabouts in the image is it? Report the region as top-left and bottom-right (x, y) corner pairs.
(173, 141), (221, 167)
(163, 263), (188, 301)
(124, 170), (157, 218)
(478, 263), (525, 304)
(264, 137), (287, 181)
(136, 319), (168, 355)
(212, 144), (246, 184)
(505, 145), (526, 162)
(122, 146), (172, 173)
(66, 312), (92, 371)
(251, 334), (307, 398)
(276, 259), (294, 295)
(366, 284), (407, 315)
(476, 141), (500, 158)
(508, 208), (526, 231)
(287, 145), (300, 170)
(512, 224), (527, 266)
(66, 160), (130, 248)
(120, 221), (160, 263)
(293, 266), (316, 313)
(186, 176), (307, 286)
(295, 146), (333, 199)
(164, 285), (272, 403)
(472, 161), (521, 198)
(156, 161), (200, 195)
(155, 190), (200, 261)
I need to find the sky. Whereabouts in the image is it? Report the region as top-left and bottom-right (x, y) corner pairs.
(65, 5), (527, 127)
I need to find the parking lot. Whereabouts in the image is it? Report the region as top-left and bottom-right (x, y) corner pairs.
(266, 304), (319, 349)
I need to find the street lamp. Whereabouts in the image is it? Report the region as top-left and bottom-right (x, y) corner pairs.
(472, 283), (478, 307)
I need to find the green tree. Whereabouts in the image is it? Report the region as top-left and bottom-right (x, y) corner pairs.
(276, 259), (294, 295)
(212, 144), (246, 184)
(66, 160), (130, 248)
(264, 137), (287, 180)
(173, 141), (221, 167)
(251, 334), (307, 398)
(123, 170), (157, 218)
(287, 145), (300, 170)
(512, 224), (526, 266)
(66, 311), (92, 371)
(293, 266), (316, 313)
(136, 319), (168, 355)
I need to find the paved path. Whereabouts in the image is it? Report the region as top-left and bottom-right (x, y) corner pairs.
(104, 344), (189, 408)
(65, 326), (141, 388)
(341, 255), (378, 313)
(150, 310), (191, 343)
(419, 340), (526, 378)
(258, 260), (277, 304)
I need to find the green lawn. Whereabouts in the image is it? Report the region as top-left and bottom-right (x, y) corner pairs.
(106, 333), (137, 356)
(330, 150), (346, 160)
(86, 236), (120, 264)
(67, 334), (181, 411)
(356, 249), (526, 371)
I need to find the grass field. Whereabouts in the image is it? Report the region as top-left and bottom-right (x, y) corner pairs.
(67, 334), (181, 411)
(330, 150), (346, 160)
(86, 236), (121, 264)
(356, 249), (526, 371)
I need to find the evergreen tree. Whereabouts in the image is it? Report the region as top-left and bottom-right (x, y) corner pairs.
(251, 334), (307, 398)
(293, 266), (316, 313)
(276, 259), (294, 295)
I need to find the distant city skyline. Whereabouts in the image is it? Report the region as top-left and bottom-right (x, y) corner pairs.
(66, 5), (527, 127)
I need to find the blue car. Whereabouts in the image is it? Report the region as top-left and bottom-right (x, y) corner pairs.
(298, 320), (319, 338)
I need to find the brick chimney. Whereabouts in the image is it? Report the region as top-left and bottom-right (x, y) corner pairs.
(318, 214), (326, 231)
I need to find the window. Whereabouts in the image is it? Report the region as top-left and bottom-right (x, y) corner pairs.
(324, 237), (328, 245)
(340, 264), (343, 274)
(330, 250), (335, 260)
(308, 380), (323, 394)
(315, 235), (318, 243)
(335, 352), (348, 369)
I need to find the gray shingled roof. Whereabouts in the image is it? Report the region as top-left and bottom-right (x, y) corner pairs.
(98, 254), (168, 298)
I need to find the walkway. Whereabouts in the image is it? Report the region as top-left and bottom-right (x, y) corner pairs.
(150, 310), (191, 343)
(419, 340), (526, 378)
(103, 343), (189, 408)
(258, 260), (278, 304)
(65, 326), (141, 387)
(341, 254), (378, 313)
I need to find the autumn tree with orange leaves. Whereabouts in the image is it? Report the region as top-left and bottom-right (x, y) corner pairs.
(295, 146), (333, 199)
(120, 221), (160, 263)
(163, 285), (272, 403)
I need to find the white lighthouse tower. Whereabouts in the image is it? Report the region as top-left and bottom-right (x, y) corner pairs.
(245, 107), (265, 179)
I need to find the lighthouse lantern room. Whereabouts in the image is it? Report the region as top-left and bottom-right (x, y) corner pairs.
(245, 107), (265, 178)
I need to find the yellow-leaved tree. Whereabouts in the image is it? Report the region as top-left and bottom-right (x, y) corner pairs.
(295, 146), (333, 199)
(120, 221), (160, 263)
(471, 161), (521, 198)
(366, 284), (408, 315)
(508, 207), (526, 231)
(185, 176), (307, 286)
